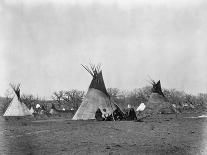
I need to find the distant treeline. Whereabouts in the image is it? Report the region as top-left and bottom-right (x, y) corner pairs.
(2, 86), (207, 113)
(107, 87), (207, 111)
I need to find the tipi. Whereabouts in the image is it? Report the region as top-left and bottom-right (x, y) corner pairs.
(144, 80), (174, 115)
(72, 64), (117, 120)
(49, 104), (59, 115)
(3, 84), (32, 116)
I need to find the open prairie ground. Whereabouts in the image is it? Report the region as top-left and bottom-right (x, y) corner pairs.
(0, 113), (207, 155)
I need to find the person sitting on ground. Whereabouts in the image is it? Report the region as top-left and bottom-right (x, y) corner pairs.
(105, 108), (124, 121)
(95, 108), (104, 121)
(127, 108), (137, 121)
(113, 108), (124, 121)
(102, 109), (109, 120)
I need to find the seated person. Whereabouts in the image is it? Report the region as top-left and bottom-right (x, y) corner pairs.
(95, 108), (104, 121)
(127, 108), (137, 121)
(105, 108), (125, 121)
(102, 109), (109, 120)
(113, 108), (124, 120)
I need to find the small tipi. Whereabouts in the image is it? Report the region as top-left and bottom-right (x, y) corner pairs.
(3, 84), (32, 116)
(72, 64), (117, 120)
(145, 80), (174, 115)
(49, 104), (59, 115)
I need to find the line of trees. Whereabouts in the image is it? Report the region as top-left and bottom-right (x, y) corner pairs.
(3, 86), (207, 112)
(51, 89), (84, 110)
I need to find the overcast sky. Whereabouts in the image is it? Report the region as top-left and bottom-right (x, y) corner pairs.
(0, 0), (207, 98)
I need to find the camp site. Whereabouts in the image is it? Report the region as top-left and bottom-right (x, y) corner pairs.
(0, 64), (206, 155)
(1, 1), (207, 155)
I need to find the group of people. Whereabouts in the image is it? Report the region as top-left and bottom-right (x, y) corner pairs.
(95, 106), (137, 121)
(95, 108), (110, 121)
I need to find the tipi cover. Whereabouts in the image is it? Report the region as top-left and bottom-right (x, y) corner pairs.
(3, 84), (32, 116)
(72, 64), (116, 120)
(144, 80), (174, 115)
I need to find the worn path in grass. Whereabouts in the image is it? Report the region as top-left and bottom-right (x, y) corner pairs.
(0, 114), (206, 155)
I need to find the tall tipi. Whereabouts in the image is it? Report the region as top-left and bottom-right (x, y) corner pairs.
(72, 64), (116, 120)
(3, 84), (32, 116)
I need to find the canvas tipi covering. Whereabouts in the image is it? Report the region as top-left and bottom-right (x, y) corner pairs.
(3, 84), (32, 116)
(72, 64), (116, 120)
(144, 80), (174, 115)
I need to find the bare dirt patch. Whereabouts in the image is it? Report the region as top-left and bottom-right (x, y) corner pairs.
(0, 114), (206, 155)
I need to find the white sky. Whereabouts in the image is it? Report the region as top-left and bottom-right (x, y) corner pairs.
(0, 0), (207, 98)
